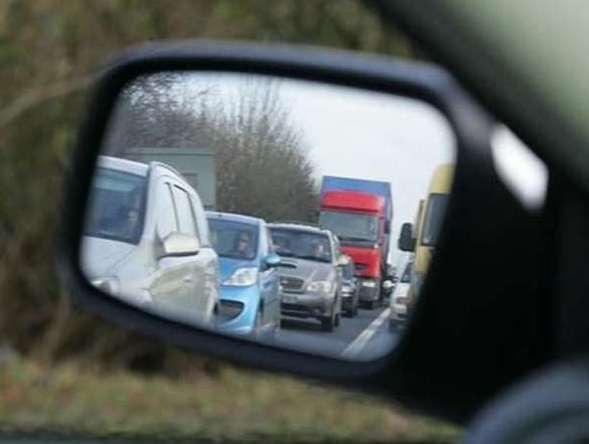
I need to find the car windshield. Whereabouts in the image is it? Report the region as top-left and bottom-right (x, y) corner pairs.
(84, 167), (147, 245)
(319, 210), (379, 243)
(207, 218), (259, 260)
(270, 228), (332, 263)
(421, 193), (449, 247)
(401, 262), (413, 283)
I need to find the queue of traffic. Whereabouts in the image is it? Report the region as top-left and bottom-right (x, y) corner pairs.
(82, 155), (398, 340)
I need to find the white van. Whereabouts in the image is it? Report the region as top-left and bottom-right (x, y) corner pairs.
(81, 156), (220, 327)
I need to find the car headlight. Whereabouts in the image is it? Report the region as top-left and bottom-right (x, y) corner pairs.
(362, 280), (377, 288)
(307, 280), (333, 294)
(91, 277), (120, 296)
(223, 267), (258, 286)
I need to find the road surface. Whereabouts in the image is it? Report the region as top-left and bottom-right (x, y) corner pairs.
(271, 305), (400, 361)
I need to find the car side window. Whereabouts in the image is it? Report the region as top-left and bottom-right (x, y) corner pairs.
(172, 185), (198, 238)
(155, 182), (178, 240)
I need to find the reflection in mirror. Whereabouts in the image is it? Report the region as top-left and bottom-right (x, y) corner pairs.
(81, 72), (456, 361)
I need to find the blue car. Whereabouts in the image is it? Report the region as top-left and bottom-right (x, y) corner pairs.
(206, 211), (282, 339)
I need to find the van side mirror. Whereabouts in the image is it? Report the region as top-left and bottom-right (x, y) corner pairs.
(398, 223), (415, 252)
(160, 233), (200, 258)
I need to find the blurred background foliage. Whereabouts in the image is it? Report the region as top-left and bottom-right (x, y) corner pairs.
(0, 0), (416, 372)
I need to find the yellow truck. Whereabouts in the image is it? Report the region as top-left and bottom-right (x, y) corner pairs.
(398, 163), (454, 308)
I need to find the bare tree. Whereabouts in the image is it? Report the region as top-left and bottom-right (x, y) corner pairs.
(104, 73), (215, 152)
(208, 77), (318, 222)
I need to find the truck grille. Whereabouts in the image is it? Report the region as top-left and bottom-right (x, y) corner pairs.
(354, 263), (367, 274)
(280, 276), (305, 292)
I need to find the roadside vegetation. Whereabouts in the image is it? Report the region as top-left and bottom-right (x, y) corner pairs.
(0, 357), (459, 443)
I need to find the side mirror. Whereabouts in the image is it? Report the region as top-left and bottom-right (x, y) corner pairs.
(160, 233), (200, 258)
(277, 258), (298, 269)
(398, 223), (416, 252)
(62, 41), (514, 421)
(264, 253), (282, 268)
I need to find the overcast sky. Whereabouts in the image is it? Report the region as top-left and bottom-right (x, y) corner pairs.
(183, 73), (456, 263)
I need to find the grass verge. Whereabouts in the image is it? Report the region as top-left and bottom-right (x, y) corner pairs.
(0, 358), (461, 443)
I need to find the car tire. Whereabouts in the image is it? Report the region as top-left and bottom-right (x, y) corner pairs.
(321, 310), (335, 332)
(334, 312), (341, 327)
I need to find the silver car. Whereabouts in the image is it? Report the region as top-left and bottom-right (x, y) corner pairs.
(268, 223), (347, 332)
(81, 156), (220, 328)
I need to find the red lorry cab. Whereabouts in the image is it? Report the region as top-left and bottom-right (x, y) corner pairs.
(319, 190), (387, 307)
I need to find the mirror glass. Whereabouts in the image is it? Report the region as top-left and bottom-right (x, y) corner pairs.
(81, 72), (456, 361)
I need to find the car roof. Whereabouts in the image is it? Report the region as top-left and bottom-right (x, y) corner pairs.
(206, 211), (263, 226)
(268, 222), (331, 237)
(97, 155), (149, 176)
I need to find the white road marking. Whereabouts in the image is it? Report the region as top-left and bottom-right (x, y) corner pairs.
(341, 308), (391, 359)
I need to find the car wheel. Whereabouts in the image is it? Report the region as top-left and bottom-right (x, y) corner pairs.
(321, 310), (335, 332)
(334, 312), (341, 327)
